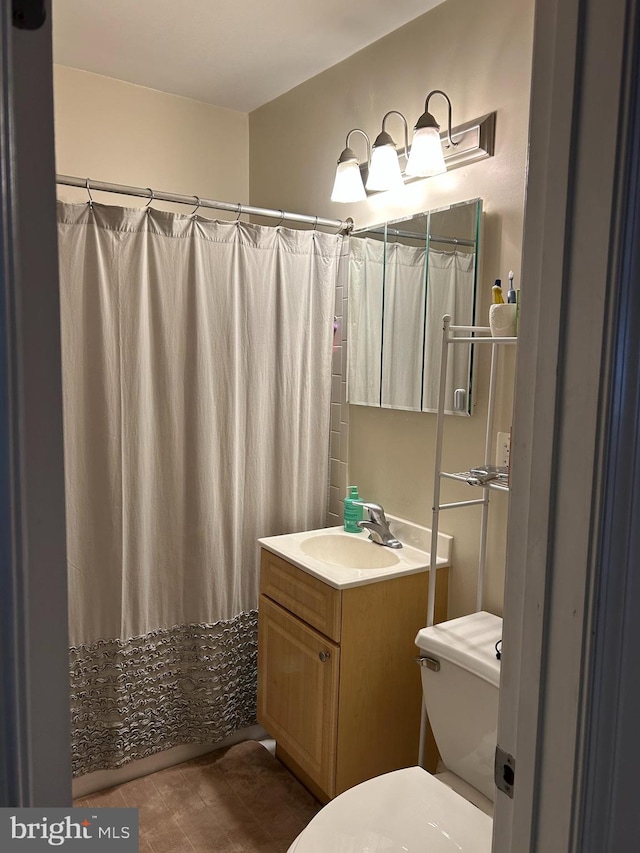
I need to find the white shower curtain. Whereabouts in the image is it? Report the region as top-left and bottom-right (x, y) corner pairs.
(347, 236), (384, 406)
(348, 240), (474, 413)
(423, 249), (475, 412)
(381, 242), (427, 410)
(57, 202), (341, 775)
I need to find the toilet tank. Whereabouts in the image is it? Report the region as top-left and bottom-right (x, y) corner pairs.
(415, 611), (502, 802)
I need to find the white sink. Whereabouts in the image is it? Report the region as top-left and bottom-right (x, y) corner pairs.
(259, 520), (452, 590)
(300, 533), (400, 569)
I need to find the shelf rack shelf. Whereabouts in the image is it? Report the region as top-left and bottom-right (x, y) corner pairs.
(440, 470), (510, 492)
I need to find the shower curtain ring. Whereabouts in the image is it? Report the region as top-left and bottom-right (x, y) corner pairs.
(145, 188), (155, 209)
(189, 196), (201, 217)
(313, 216), (319, 230)
(235, 203), (243, 221)
(85, 178), (94, 207)
(276, 210), (285, 227)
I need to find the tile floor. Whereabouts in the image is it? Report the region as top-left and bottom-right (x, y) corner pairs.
(74, 740), (321, 853)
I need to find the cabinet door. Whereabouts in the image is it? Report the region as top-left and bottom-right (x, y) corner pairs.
(257, 594), (340, 798)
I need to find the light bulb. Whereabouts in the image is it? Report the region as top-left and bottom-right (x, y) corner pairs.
(406, 126), (446, 177)
(331, 158), (366, 203)
(365, 144), (404, 192)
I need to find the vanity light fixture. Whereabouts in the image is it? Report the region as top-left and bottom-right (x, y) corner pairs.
(405, 90), (456, 177)
(331, 90), (496, 203)
(330, 128), (370, 203)
(365, 111), (409, 193)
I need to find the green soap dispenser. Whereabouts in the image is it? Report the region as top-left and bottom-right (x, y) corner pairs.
(344, 485), (364, 533)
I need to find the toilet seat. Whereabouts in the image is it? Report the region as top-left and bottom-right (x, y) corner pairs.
(287, 766), (493, 852)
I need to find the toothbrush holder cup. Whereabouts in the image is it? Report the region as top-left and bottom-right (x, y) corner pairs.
(489, 303), (517, 337)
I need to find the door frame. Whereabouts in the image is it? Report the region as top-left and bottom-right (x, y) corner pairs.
(494, 0), (640, 848)
(0, 0), (71, 806)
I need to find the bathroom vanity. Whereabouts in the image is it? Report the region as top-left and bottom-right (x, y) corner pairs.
(257, 524), (450, 803)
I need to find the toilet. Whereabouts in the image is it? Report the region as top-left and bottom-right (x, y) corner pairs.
(287, 610), (502, 852)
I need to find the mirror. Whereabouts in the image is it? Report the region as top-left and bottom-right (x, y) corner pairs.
(347, 198), (481, 414)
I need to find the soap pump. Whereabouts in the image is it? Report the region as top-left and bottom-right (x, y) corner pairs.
(343, 485), (364, 533)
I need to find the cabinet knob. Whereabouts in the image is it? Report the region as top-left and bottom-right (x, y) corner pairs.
(318, 650), (331, 662)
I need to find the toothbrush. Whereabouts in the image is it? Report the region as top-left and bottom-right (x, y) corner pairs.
(507, 271), (517, 304)
(492, 279), (504, 304)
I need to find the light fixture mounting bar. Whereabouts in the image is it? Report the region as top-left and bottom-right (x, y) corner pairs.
(360, 111), (496, 191)
(438, 111), (496, 169)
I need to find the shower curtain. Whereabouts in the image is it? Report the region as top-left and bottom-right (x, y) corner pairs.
(348, 238), (474, 412)
(422, 249), (475, 412)
(381, 241), (428, 410)
(57, 202), (341, 775)
(347, 236), (384, 406)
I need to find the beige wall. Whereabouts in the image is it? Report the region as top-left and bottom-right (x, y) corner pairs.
(250, 0), (534, 617)
(53, 65), (249, 212)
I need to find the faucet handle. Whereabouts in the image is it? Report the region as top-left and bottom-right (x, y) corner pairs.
(357, 501), (387, 525)
(356, 503), (403, 549)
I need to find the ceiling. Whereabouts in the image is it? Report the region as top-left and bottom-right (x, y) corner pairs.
(52, 0), (446, 113)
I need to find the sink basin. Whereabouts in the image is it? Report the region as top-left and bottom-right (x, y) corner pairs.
(300, 533), (400, 569)
(260, 521), (452, 589)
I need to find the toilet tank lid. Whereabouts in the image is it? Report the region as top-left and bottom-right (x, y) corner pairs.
(415, 611), (502, 688)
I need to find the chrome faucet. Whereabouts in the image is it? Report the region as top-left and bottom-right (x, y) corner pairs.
(357, 502), (403, 549)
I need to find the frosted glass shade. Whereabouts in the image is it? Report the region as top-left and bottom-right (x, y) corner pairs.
(406, 126), (447, 177)
(365, 144), (404, 192)
(331, 159), (367, 203)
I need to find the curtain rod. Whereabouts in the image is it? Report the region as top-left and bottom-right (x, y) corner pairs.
(355, 226), (476, 247)
(56, 175), (354, 234)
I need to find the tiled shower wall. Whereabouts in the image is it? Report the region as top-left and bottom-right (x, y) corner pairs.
(326, 238), (350, 527)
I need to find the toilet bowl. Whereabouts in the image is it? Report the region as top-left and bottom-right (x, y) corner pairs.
(287, 765), (492, 852)
(288, 611), (502, 853)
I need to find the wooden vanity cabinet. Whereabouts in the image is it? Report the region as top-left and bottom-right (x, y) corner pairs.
(257, 548), (448, 803)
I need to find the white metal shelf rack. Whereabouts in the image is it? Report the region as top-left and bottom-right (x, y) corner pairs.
(426, 315), (517, 630)
(419, 315), (517, 767)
